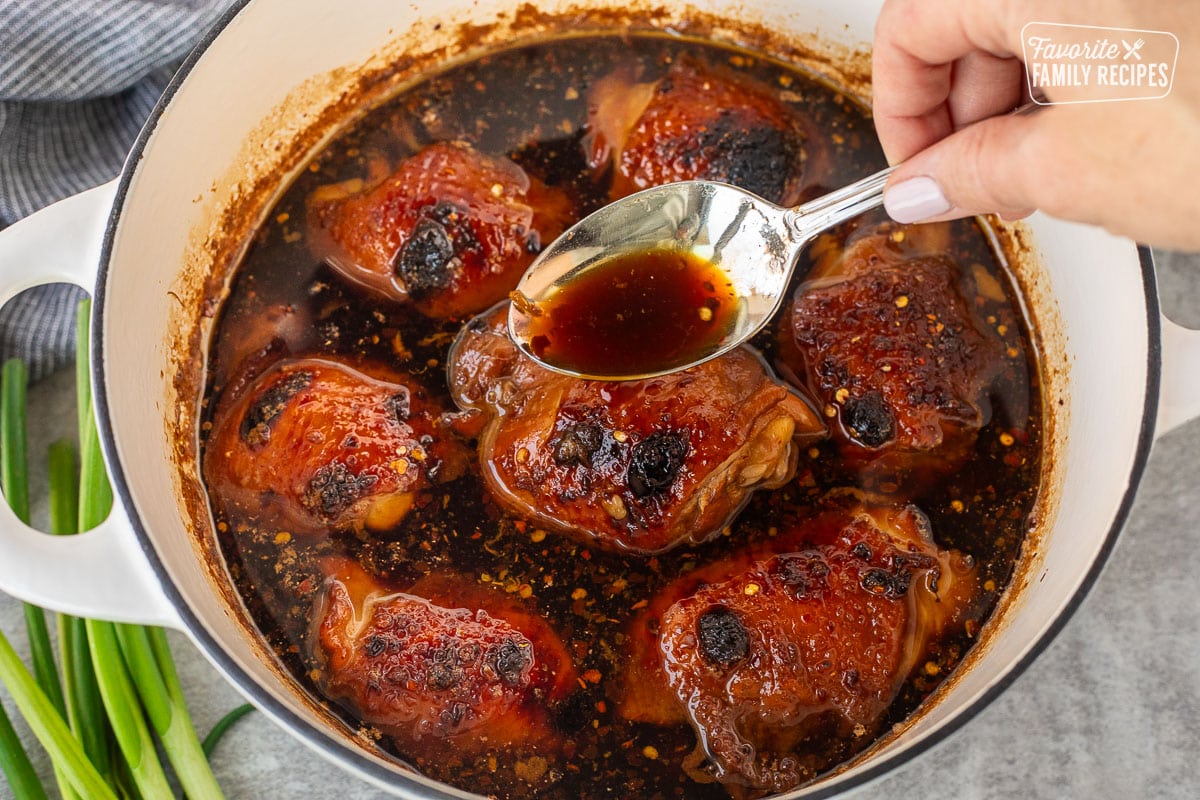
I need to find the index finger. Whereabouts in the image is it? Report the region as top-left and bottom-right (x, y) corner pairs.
(872, 0), (1025, 162)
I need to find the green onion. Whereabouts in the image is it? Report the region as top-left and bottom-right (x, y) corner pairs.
(0, 630), (115, 800)
(84, 620), (173, 798)
(123, 626), (227, 799)
(49, 439), (112, 795)
(76, 374), (112, 541)
(46, 441), (79, 537)
(202, 704), (254, 759)
(74, 302), (91, 451)
(0, 699), (47, 800)
(2, 361), (66, 719)
(19, 602), (63, 717)
(0, 360), (30, 523)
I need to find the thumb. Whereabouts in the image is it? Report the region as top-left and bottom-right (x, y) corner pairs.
(882, 111), (1048, 224)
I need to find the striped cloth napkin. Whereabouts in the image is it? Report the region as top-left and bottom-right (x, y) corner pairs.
(0, 0), (235, 380)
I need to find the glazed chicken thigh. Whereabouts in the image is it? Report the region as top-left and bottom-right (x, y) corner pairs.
(585, 59), (822, 205)
(203, 358), (469, 538)
(448, 306), (825, 554)
(778, 223), (1008, 487)
(307, 140), (574, 319)
(313, 558), (577, 752)
(619, 500), (978, 792)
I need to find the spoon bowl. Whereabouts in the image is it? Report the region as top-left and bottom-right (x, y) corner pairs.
(508, 167), (894, 379)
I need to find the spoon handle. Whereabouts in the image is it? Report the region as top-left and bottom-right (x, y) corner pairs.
(783, 99), (1045, 241)
(782, 166), (895, 240)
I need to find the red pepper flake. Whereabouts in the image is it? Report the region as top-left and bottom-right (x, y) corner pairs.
(582, 669), (602, 684)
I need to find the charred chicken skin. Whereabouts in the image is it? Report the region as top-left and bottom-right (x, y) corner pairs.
(619, 500), (977, 793)
(203, 358), (469, 538)
(448, 306), (825, 554)
(307, 140), (574, 319)
(778, 223), (1007, 487)
(585, 59), (821, 205)
(314, 558), (577, 752)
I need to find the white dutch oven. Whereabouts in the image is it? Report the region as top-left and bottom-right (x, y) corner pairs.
(0, 0), (1197, 797)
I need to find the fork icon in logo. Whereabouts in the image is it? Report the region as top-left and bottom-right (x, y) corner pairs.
(1122, 38), (1146, 60)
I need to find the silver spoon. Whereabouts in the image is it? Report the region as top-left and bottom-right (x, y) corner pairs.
(507, 102), (1041, 381)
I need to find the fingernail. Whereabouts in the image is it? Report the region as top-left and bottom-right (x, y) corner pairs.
(883, 176), (951, 223)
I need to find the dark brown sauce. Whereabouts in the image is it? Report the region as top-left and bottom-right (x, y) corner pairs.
(524, 248), (738, 375)
(199, 32), (1042, 800)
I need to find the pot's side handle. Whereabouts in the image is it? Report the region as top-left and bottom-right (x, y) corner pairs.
(1157, 316), (1200, 438)
(0, 181), (182, 629)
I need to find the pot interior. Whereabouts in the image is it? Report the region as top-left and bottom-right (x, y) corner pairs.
(95, 0), (1154, 795)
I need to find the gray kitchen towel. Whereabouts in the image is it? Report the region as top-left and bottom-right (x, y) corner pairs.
(0, 0), (236, 381)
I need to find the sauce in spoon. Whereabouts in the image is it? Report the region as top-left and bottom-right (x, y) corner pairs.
(517, 248), (739, 378)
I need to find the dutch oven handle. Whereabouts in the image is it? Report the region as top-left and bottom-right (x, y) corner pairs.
(0, 182), (182, 629)
(1158, 316), (1200, 437)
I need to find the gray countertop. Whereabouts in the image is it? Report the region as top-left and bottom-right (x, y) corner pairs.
(3, 250), (1198, 800)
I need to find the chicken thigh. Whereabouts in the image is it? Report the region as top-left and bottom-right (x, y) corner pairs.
(619, 500), (977, 792)
(447, 306), (825, 554)
(203, 358), (469, 538)
(585, 59), (822, 205)
(307, 140), (574, 319)
(313, 558), (577, 752)
(777, 223), (1007, 487)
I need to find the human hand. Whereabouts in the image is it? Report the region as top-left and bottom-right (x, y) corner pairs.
(872, 0), (1200, 250)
